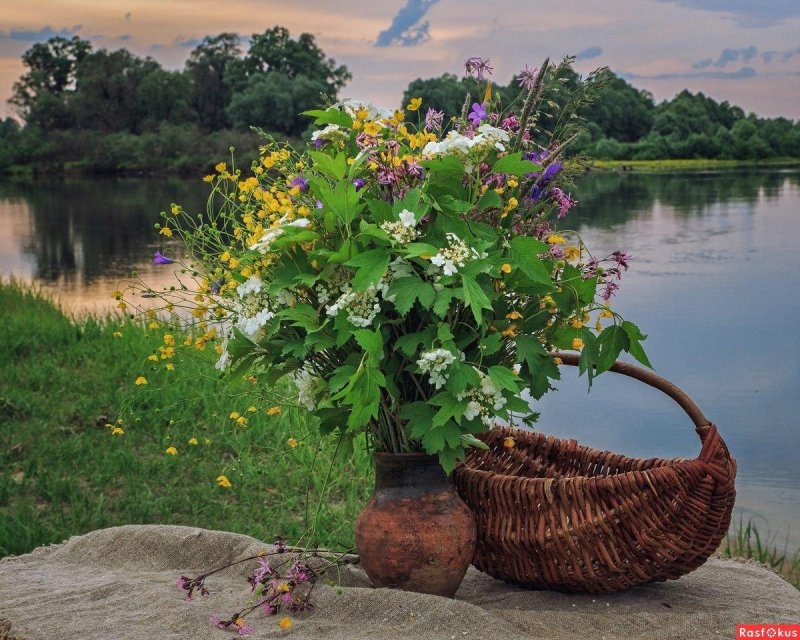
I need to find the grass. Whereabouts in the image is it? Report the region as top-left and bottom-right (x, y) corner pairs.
(590, 158), (800, 172)
(721, 516), (800, 589)
(1, 283), (798, 592)
(0, 281), (371, 557)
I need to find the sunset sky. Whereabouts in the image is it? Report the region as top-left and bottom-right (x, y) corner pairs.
(1, 0), (799, 120)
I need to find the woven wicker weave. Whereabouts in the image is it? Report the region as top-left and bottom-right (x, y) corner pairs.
(454, 353), (737, 593)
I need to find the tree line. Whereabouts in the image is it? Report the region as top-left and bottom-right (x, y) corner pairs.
(0, 29), (797, 173)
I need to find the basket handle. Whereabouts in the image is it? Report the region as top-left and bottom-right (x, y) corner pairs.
(551, 352), (709, 429)
(548, 352), (734, 481)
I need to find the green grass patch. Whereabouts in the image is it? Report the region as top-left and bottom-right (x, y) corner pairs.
(590, 158), (800, 172)
(0, 282), (371, 557)
(721, 516), (800, 590)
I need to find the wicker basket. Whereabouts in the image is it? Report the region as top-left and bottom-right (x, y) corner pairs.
(454, 353), (737, 593)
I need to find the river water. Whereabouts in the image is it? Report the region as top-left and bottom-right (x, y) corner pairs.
(1, 170), (798, 546)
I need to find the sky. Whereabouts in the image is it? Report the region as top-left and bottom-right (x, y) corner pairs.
(1, 0), (799, 120)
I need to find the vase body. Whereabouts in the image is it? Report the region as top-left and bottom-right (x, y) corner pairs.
(355, 452), (476, 598)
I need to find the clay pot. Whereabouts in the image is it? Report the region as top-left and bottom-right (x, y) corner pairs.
(355, 452), (476, 597)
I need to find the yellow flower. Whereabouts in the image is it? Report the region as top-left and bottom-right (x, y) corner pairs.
(113, 331), (122, 338)
(170, 204), (181, 216)
(506, 197), (518, 209)
(215, 161), (227, 173)
(503, 437), (516, 449)
(203, 174), (214, 183)
(228, 257), (240, 269)
(216, 475), (232, 488)
(267, 406), (281, 416)
(546, 234), (565, 245)
(569, 317), (584, 329)
(147, 354), (158, 362)
(563, 245), (581, 262)
(507, 178), (519, 188)
(407, 97), (423, 111)
(229, 411), (240, 420)
(188, 437), (198, 445)
(362, 121), (382, 136)
(163, 334), (175, 346)
(553, 356), (563, 366)
(571, 338), (585, 350)
(279, 617), (293, 630)
(501, 324), (518, 338)
(165, 363), (175, 371)
(506, 311), (523, 320)
(159, 226), (173, 237)
(236, 416), (248, 426)
(166, 446), (178, 456)
(501, 263), (512, 274)
(148, 321), (159, 329)
(111, 427), (124, 436)
(134, 376), (148, 386)
(599, 307), (613, 319)
(287, 438), (299, 449)
(246, 405), (257, 413)
(111, 289), (122, 300)
(204, 438), (212, 446)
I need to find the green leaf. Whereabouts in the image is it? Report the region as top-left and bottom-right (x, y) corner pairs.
(302, 108), (353, 128)
(394, 328), (435, 357)
(354, 329), (384, 360)
(510, 236), (552, 285)
(365, 198), (392, 224)
(329, 364), (357, 393)
(478, 332), (502, 356)
(487, 365), (521, 392)
(346, 248), (390, 291)
(515, 334), (561, 400)
(403, 243), (439, 258)
(435, 195), (473, 214)
(386, 277), (435, 314)
(621, 321), (653, 368)
(477, 190), (503, 211)
(437, 323), (454, 342)
(401, 402), (436, 439)
(430, 392), (469, 427)
(462, 277), (492, 325)
(438, 445), (465, 475)
(433, 288), (462, 318)
(422, 156), (464, 181)
(445, 361), (480, 396)
(309, 150), (347, 180)
(491, 152), (542, 176)
(460, 433), (489, 450)
(596, 324), (630, 375)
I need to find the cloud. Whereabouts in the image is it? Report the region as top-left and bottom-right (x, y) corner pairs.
(375, 0), (440, 47)
(655, 0), (800, 28)
(175, 37), (202, 48)
(623, 66), (758, 81)
(694, 45), (800, 69)
(576, 46), (603, 60)
(0, 26), (81, 42)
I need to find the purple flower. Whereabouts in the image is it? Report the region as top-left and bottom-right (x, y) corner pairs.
(602, 281), (620, 300)
(612, 250), (631, 272)
(464, 56), (493, 81)
(517, 65), (538, 92)
(153, 251), (173, 265)
(352, 178), (366, 190)
(424, 107), (444, 131)
(549, 244), (564, 259)
(500, 114), (520, 131)
(315, 199), (323, 209)
(210, 278), (223, 295)
(250, 557), (274, 591)
(290, 176), (308, 192)
(468, 102), (487, 126)
(313, 138), (325, 149)
(551, 187), (577, 219)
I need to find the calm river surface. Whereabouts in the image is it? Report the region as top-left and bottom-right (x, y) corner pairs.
(2, 170), (799, 546)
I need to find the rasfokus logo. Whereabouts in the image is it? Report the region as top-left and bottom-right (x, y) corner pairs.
(737, 625), (800, 639)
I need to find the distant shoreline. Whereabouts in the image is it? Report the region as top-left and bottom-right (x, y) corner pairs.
(589, 158), (800, 173)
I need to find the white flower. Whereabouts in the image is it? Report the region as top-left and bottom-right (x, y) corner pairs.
(335, 99), (392, 120)
(417, 348), (458, 389)
(311, 124), (343, 141)
(215, 339), (231, 371)
(457, 368), (507, 426)
(237, 307), (274, 338)
(236, 275), (263, 297)
(429, 233), (482, 278)
(399, 209), (416, 228)
(294, 367), (317, 411)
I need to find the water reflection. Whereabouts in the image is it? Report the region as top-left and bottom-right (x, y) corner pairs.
(0, 176), (206, 313)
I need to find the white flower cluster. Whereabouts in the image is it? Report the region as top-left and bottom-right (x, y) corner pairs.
(326, 286), (381, 328)
(458, 369), (508, 427)
(416, 348), (457, 389)
(422, 124), (511, 170)
(234, 275), (274, 339)
(294, 367), (318, 411)
(380, 208), (418, 245)
(250, 217), (310, 254)
(310, 124), (349, 145)
(430, 232), (482, 277)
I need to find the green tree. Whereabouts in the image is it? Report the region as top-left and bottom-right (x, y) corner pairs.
(226, 27), (350, 98)
(401, 74), (471, 119)
(582, 72), (653, 142)
(185, 34), (241, 132)
(226, 72), (328, 136)
(9, 36), (92, 130)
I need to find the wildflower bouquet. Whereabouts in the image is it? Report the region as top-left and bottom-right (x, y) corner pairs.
(131, 56), (648, 473)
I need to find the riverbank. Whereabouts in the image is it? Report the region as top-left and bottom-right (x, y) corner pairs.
(590, 158), (800, 172)
(0, 282), (370, 557)
(0, 283), (797, 589)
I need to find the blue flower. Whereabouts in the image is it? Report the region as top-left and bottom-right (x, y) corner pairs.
(468, 102), (487, 126)
(153, 251), (173, 265)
